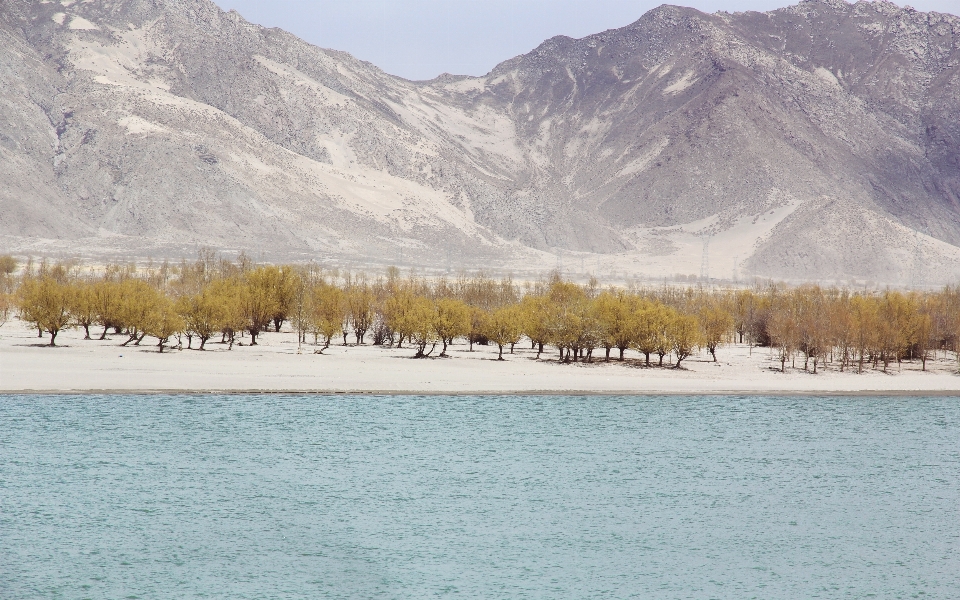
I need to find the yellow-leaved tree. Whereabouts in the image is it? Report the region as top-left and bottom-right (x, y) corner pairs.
(243, 267), (280, 345)
(698, 297), (733, 363)
(176, 281), (236, 350)
(519, 295), (551, 357)
(348, 285), (375, 344)
(828, 292), (855, 372)
(877, 291), (911, 372)
(467, 305), (490, 351)
(909, 293), (934, 371)
(116, 279), (163, 346)
(68, 281), (98, 340)
(668, 313), (701, 368)
(92, 280), (124, 339)
(143, 295), (184, 352)
(594, 290), (637, 361)
(433, 298), (470, 356)
(632, 299), (664, 366)
(384, 289), (421, 349)
(408, 296), (439, 357)
(767, 302), (799, 373)
(486, 305), (524, 360)
(17, 276), (73, 346)
(308, 282), (346, 352)
(0, 290), (10, 328)
(270, 266), (300, 333)
(210, 277), (248, 349)
(850, 294), (879, 374)
(653, 305), (677, 367)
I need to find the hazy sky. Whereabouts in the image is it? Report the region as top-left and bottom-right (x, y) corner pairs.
(213, 0), (958, 80)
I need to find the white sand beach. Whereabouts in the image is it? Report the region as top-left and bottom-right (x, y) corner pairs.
(2, 321), (959, 395)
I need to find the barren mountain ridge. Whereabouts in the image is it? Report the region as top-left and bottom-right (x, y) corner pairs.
(2, 0), (960, 284)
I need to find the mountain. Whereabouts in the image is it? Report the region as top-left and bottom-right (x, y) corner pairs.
(2, 0), (960, 285)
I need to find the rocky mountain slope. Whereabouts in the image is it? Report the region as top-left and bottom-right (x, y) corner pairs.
(2, 0), (960, 284)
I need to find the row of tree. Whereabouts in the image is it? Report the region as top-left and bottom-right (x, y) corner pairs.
(3, 254), (960, 373)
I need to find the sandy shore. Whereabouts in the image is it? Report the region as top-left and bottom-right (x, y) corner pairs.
(2, 321), (959, 395)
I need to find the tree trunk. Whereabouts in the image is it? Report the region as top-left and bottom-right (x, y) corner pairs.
(83, 325), (91, 340)
(48, 330), (57, 347)
(99, 326), (109, 340)
(498, 344), (504, 360)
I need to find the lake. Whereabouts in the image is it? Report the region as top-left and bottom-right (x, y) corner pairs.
(2, 394), (958, 598)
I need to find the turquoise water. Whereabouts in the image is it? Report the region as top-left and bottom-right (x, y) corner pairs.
(1, 395), (958, 599)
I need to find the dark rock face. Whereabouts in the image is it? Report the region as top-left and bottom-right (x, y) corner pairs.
(2, 0), (960, 283)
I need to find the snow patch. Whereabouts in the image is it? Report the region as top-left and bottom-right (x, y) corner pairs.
(439, 78), (486, 93)
(663, 71), (697, 94)
(69, 16), (99, 30)
(52, 13), (66, 25)
(814, 67), (840, 86)
(253, 55), (351, 104)
(117, 115), (168, 135)
(618, 138), (669, 177)
(386, 91), (522, 167)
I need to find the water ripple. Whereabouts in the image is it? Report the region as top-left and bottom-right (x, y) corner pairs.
(1, 394), (958, 599)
